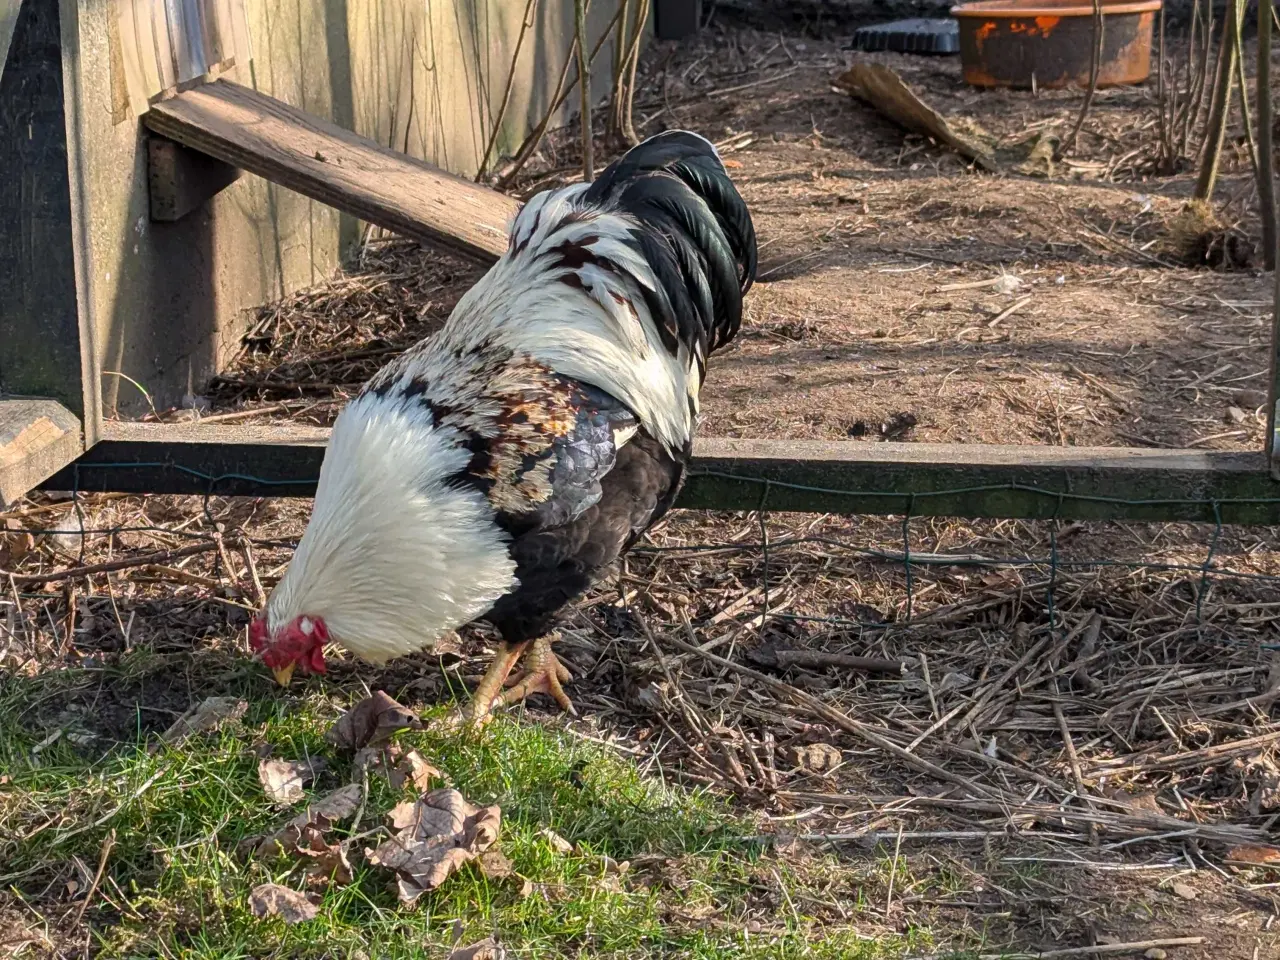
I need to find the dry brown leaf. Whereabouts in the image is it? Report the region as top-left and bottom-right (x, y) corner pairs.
(1225, 844), (1280, 866)
(394, 748), (443, 791)
(366, 788), (501, 903)
(247, 883), (319, 924)
(258, 757), (327, 805)
(328, 691), (423, 750)
(356, 744), (444, 792)
(299, 837), (355, 886)
(447, 939), (506, 960)
(159, 697), (247, 745)
(245, 783), (361, 860)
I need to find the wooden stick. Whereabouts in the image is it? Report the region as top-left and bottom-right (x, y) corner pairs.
(987, 295), (1032, 329)
(608, 0), (633, 141)
(978, 938), (1205, 960)
(7, 541), (219, 586)
(770, 649), (906, 676)
(620, 0), (649, 144)
(1087, 728), (1280, 778)
(1231, 18), (1259, 182)
(240, 539), (267, 608)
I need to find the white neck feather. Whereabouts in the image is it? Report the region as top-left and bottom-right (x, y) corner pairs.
(443, 190), (701, 453)
(263, 392), (518, 664)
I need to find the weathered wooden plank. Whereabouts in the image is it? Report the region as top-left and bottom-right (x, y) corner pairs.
(0, 0), (85, 417)
(147, 135), (243, 221)
(0, 0), (18, 84)
(0, 399), (82, 507)
(40, 422), (1280, 524)
(143, 80), (518, 263)
(654, 0), (702, 39)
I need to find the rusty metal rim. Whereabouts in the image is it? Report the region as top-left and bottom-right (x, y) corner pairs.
(951, 1), (1162, 17)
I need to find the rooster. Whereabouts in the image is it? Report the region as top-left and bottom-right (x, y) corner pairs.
(249, 131), (756, 721)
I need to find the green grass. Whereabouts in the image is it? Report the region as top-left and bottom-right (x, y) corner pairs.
(0, 663), (935, 959)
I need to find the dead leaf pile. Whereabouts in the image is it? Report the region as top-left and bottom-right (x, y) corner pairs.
(242, 782), (361, 884)
(366, 789), (502, 904)
(242, 691), (505, 922)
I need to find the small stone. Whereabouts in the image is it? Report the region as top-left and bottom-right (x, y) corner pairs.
(1226, 406), (1248, 424)
(1144, 949), (1167, 960)
(1171, 880), (1197, 900)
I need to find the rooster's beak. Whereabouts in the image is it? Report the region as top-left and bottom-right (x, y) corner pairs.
(272, 663), (296, 686)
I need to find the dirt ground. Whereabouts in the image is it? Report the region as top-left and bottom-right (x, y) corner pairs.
(219, 19), (1273, 452)
(4, 9), (1280, 960)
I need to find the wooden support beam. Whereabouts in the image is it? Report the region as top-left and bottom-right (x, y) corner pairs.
(144, 80), (519, 263)
(40, 422), (1280, 525)
(147, 135), (242, 222)
(0, 0), (96, 432)
(0, 399), (82, 507)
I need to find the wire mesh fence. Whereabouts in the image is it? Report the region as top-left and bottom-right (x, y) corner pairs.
(5, 461), (1280, 651)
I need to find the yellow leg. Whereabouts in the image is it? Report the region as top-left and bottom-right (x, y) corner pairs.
(463, 641), (528, 724)
(498, 632), (576, 716)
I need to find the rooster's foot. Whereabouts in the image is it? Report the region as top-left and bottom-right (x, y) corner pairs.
(498, 633), (576, 715)
(460, 640), (527, 727)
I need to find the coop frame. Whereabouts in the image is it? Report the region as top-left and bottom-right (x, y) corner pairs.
(4, 0), (1280, 527)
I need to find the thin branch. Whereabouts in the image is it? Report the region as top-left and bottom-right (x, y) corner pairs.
(608, 0), (633, 141)
(6, 541), (220, 586)
(498, 0), (628, 190)
(1262, 0), (1280, 471)
(1064, 0), (1103, 155)
(476, 0), (539, 182)
(1233, 6), (1259, 184)
(1194, 0), (1240, 200)
(620, 0), (650, 145)
(1258, 0), (1277, 270)
(575, 0), (595, 181)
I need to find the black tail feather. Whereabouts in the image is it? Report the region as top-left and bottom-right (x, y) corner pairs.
(584, 131), (757, 365)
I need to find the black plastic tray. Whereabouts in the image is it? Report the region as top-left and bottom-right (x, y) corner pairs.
(850, 18), (960, 55)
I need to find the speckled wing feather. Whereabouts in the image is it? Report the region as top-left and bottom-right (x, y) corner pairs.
(365, 343), (638, 528)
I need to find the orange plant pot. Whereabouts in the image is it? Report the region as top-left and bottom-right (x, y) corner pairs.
(951, 0), (1162, 89)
